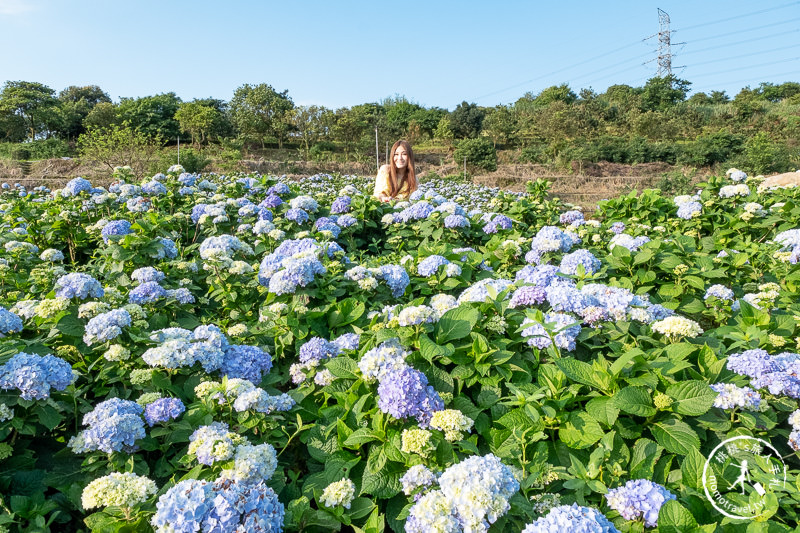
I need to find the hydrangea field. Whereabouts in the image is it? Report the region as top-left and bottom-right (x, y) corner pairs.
(1, 163), (800, 532)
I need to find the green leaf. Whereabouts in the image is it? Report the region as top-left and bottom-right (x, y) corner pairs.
(360, 465), (402, 499)
(419, 334), (454, 363)
(559, 411), (604, 449)
(667, 380), (716, 416)
(680, 447), (706, 490)
(56, 313), (84, 337)
(326, 357), (360, 380)
(585, 397), (619, 428)
(629, 438), (662, 479)
(348, 497), (376, 521)
(657, 500), (697, 532)
(610, 347), (645, 376)
(84, 512), (119, 533)
(651, 417), (700, 455)
(343, 428), (384, 448)
(32, 405), (63, 431)
(555, 358), (598, 389)
(435, 306), (479, 343)
(613, 386), (656, 417)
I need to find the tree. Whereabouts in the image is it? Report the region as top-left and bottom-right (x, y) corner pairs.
(175, 101), (220, 145)
(449, 102), (485, 139)
(83, 102), (118, 131)
(433, 116), (454, 147)
(534, 84), (578, 107)
(0, 81), (60, 140)
(409, 107), (447, 140)
(641, 75), (691, 112)
(193, 98), (234, 140)
(117, 93), (182, 140)
(0, 110), (26, 142)
(291, 105), (328, 159)
(331, 106), (371, 158)
(482, 105), (518, 147)
(77, 123), (163, 176)
(382, 96), (422, 138)
(230, 83), (294, 149)
(757, 82), (800, 103)
(56, 85), (111, 140)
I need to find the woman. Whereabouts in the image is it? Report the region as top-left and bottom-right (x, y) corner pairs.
(373, 140), (418, 202)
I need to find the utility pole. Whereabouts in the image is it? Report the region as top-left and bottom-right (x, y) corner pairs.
(375, 126), (379, 171)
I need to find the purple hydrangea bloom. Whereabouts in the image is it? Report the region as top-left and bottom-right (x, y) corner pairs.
(377, 366), (443, 428)
(144, 397), (185, 426)
(726, 349), (777, 378)
(336, 214), (357, 228)
(482, 214), (513, 234)
(84, 308), (131, 345)
(260, 194), (283, 209)
(267, 182), (291, 196)
(333, 333), (360, 352)
(314, 217), (342, 238)
(55, 273), (104, 300)
(330, 196), (352, 214)
(0, 352), (74, 400)
(521, 313), (581, 351)
(299, 337), (340, 364)
(559, 210), (584, 225)
(509, 286), (547, 308)
(516, 264), (560, 288)
(397, 201), (434, 222)
(610, 221), (626, 234)
(605, 479), (675, 528)
(221, 345), (273, 384)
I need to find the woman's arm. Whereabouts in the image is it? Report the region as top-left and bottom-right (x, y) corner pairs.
(373, 165), (392, 202)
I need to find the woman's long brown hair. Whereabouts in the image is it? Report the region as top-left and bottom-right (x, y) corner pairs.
(388, 140), (417, 198)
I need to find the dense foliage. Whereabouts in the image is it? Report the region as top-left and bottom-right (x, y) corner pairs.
(1, 165), (800, 532)
(1, 78), (798, 173)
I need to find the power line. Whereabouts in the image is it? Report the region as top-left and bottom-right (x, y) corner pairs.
(680, 28), (800, 57)
(686, 43), (800, 69)
(688, 56), (800, 80)
(692, 70), (800, 93)
(673, 1), (800, 32)
(681, 15), (800, 45)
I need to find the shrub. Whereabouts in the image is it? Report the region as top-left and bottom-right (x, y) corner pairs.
(309, 141), (336, 162)
(454, 137), (497, 172)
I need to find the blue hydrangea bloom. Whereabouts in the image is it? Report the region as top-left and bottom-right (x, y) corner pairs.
(509, 285), (547, 308)
(166, 288), (195, 304)
(101, 220), (133, 243)
(151, 479), (214, 533)
(0, 352), (74, 400)
(521, 313), (581, 351)
(444, 214), (470, 228)
(131, 267), (165, 284)
(336, 214), (357, 228)
(128, 281), (167, 304)
(397, 201), (434, 222)
(482, 214), (513, 234)
(144, 397), (185, 426)
(62, 177), (92, 197)
(84, 308), (131, 345)
(333, 333), (360, 352)
(0, 307), (23, 336)
(260, 194), (283, 209)
(417, 255), (449, 277)
(560, 210), (585, 225)
(54, 273), (104, 300)
(314, 217), (342, 238)
(70, 398), (145, 454)
(285, 208), (309, 224)
(559, 249), (601, 276)
(268, 182), (291, 195)
(376, 264), (410, 298)
(154, 237), (178, 259)
(142, 180), (167, 195)
(221, 345), (273, 384)
(522, 503), (618, 532)
(677, 201), (702, 219)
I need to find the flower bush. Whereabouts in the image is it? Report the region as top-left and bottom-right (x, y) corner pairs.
(0, 168), (799, 532)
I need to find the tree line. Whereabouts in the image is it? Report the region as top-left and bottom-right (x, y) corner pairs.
(0, 76), (798, 174)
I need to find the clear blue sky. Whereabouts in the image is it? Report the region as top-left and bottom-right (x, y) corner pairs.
(1, 0), (798, 109)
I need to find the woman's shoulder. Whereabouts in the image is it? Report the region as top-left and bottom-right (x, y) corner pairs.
(378, 164), (391, 174)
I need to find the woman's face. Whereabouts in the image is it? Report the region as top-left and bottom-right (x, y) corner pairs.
(393, 146), (408, 170)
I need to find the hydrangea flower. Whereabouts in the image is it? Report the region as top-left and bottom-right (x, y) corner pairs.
(710, 383), (761, 410)
(417, 255), (450, 277)
(101, 220), (133, 243)
(358, 338), (410, 382)
(62, 177), (93, 196)
(128, 281), (167, 304)
(677, 201), (702, 219)
(457, 278), (513, 304)
(605, 479), (675, 528)
(331, 195), (352, 214)
(651, 315), (703, 339)
(0, 307), (23, 336)
(82, 472), (157, 510)
(131, 267), (165, 284)
(405, 490), (460, 533)
(285, 207), (309, 224)
(401, 428), (434, 457)
(377, 366), (443, 428)
(521, 313), (581, 351)
(559, 249), (601, 276)
(151, 478), (284, 533)
(40, 248), (64, 262)
(84, 308), (131, 345)
(54, 273), (104, 300)
(397, 305), (437, 326)
(375, 264), (410, 298)
(219, 442), (278, 484)
(221, 344), (273, 384)
(69, 398), (146, 454)
(0, 352), (74, 400)
(704, 284), (734, 301)
(320, 478), (356, 509)
(188, 422), (244, 465)
(143, 397), (185, 426)
(401, 464), (438, 496)
(430, 409), (474, 441)
(444, 214), (470, 228)
(522, 503), (618, 532)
